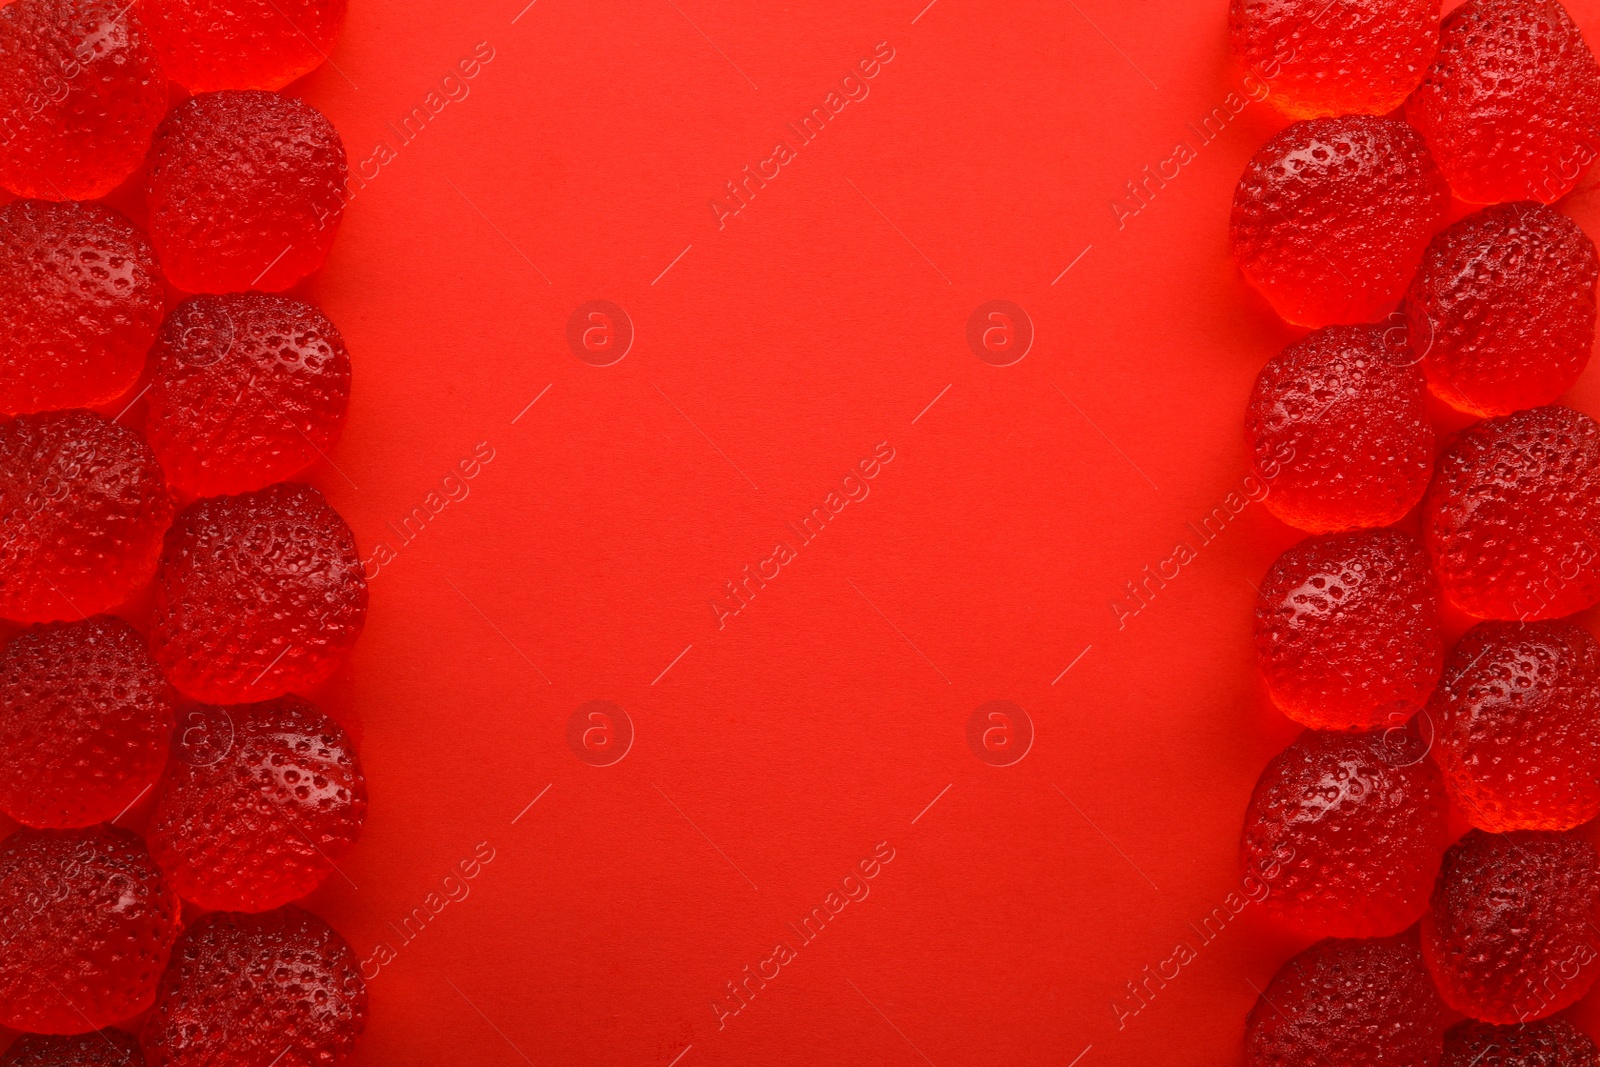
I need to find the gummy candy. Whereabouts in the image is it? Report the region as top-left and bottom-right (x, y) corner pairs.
(138, 0), (347, 93)
(1442, 1017), (1598, 1066)
(1, 1029), (145, 1067)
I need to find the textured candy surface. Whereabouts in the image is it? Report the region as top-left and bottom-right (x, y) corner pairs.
(146, 294), (351, 497)
(0, 616), (175, 829)
(1408, 203), (1598, 417)
(145, 91), (348, 293)
(1244, 932), (1446, 1067)
(1422, 405), (1600, 621)
(1422, 829), (1600, 1023)
(138, 0), (347, 92)
(1442, 1017), (1599, 1066)
(1230, 115), (1450, 328)
(0, 411), (174, 624)
(0, 827), (179, 1034)
(141, 907), (366, 1067)
(1, 1030), (145, 1067)
(1246, 325), (1434, 533)
(151, 482), (366, 703)
(1228, 0), (1438, 120)
(0, 201), (164, 416)
(1407, 0), (1600, 205)
(1254, 530), (1444, 730)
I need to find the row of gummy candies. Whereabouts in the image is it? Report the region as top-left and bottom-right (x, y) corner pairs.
(0, 2), (370, 1067)
(1229, 1), (1600, 1064)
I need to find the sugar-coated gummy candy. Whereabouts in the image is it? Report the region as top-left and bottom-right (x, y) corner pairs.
(1442, 1017), (1598, 1066)
(145, 294), (352, 497)
(1423, 829), (1600, 1023)
(141, 906), (366, 1067)
(1230, 116), (1450, 328)
(1254, 530), (1443, 730)
(151, 482), (366, 703)
(0, 616), (175, 829)
(1246, 324), (1434, 533)
(1422, 405), (1600, 621)
(0, 411), (174, 625)
(1227, 0), (1438, 120)
(145, 91), (348, 294)
(1430, 621), (1600, 832)
(1, 1030), (146, 1067)
(0, 201), (164, 416)
(0, 827), (179, 1034)
(138, 0), (347, 92)
(1244, 931), (1446, 1067)
(1408, 0), (1600, 205)
(1407, 203), (1598, 417)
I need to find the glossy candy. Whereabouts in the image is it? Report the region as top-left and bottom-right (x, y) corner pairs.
(138, 0), (347, 92)
(1, 1030), (146, 1067)
(1442, 1017), (1599, 1066)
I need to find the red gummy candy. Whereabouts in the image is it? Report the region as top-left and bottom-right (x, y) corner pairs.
(145, 294), (352, 497)
(1228, 0), (1438, 120)
(0, 200), (164, 416)
(1408, 203), (1598, 417)
(1246, 324), (1434, 533)
(0, 0), (168, 200)
(1423, 829), (1600, 1023)
(0, 616), (175, 829)
(1408, 0), (1600, 205)
(0, 411), (174, 624)
(1, 1030), (145, 1067)
(149, 695), (366, 912)
(141, 906), (366, 1067)
(1230, 115), (1450, 328)
(138, 0), (347, 92)
(0, 827), (179, 1034)
(145, 91), (348, 293)
(1422, 405), (1600, 621)
(1254, 530), (1444, 730)
(1442, 1017), (1598, 1066)
(151, 482), (366, 703)
(1245, 931), (1446, 1067)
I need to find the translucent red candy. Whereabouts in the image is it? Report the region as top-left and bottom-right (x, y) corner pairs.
(0, 411), (174, 625)
(1245, 931), (1446, 1067)
(151, 482), (366, 703)
(1407, 0), (1600, 205)
(0, 200), (164, 416)
(1246, 325), (1433, 533)
(1423, 829), (1600, 1023)
(1, 1030), (146, 1067)
(1422, 405), (1600, 621)
(145, 91), (349, 294)
(1407, 203), (1599, 417)
(0, 0), (168, 200)
(1230, 115), (1450, 328)
(0, 616), (175, 829)
(0, 826), (179, 1034)
(141, 906), (366, 1067)
(1253, 530), (1444, 730)
(138, 0), (347, 92)
(145, 294), (352, 498)
(1442, 1017), (1598, 1066)
(1431, 621), (1600, 832)
(1227, 0), (1438, 120)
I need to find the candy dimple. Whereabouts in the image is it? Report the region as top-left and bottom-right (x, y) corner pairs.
(1, 1029), (146, 1067)
(137, 0), (347, 92)
(1442, 1017), (1598, 1066)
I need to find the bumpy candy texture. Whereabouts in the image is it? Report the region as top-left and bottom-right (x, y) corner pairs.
(141, 907), (367, 1067)
(1253, 530), (1444, 730)
(1228, 0), (1438, 120)
(0, 827), (179, 1034)
(1244, 932), (1446, 1067)
(1423, 829), (1600, 1023)
(145, 91), (349, 293)
(0, 616), (175, 829)
(1230, 116), (1450, 328)
(0, 201), (164, 416)
(138, 0), (347, 92)
(0, 0), (168, 200)
(1246, 325), (1434, 533)
(151, 482), (366, 703)
(150, 695), (367, 912)
(1442, 1017), (1599, 1066)
(1422, 405), (1600, 621)
(1431, 621), (1600, 832)
(1, 1031), (144, 1067)
(146, 294), (352, 497)
(1408, 203), (1599, 417)
(1407, 0), (1600, 205)
(0, 411), (174, 624)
